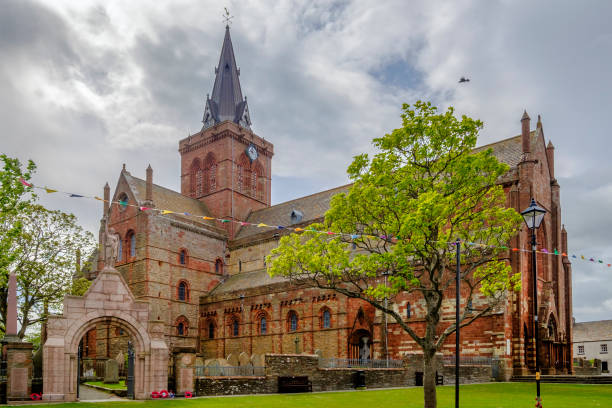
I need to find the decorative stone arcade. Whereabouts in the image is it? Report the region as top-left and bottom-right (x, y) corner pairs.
(42, 267), (168, 401)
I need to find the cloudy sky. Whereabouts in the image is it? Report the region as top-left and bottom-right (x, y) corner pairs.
(1, 0), (611, 322)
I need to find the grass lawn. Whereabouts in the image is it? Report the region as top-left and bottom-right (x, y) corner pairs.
(38, 383), (612, 407)
(83, 380), (126, 390)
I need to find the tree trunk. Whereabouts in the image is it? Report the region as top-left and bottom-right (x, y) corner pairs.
(423, 349), (437, 408)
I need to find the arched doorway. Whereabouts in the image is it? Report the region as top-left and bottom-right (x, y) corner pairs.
(43, 268), (168, 401)
(349, 329), (373, 361)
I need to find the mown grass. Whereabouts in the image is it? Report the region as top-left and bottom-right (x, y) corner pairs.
(39, 382), (612, 407)
(83, 380), (126, 390)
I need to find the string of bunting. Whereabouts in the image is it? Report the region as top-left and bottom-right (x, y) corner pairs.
(18, 177), (612, 267)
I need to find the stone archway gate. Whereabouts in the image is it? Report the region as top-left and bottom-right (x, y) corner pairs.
(43, 267), (168, 401)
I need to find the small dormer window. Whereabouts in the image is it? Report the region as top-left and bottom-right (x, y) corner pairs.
(290, 209), (303, 224)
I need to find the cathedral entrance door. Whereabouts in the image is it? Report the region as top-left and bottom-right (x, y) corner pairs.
(348, 329), (373, 361)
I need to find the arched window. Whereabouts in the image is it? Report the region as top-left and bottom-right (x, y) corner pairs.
(179, 249), (187, 265)
(215, 259), (223, 274)
(208, 321), (215, 339)
(118, 192), (129, 211)
(322, 308), (331, 329)
(231, 318), (240, 337)
(117, 234), (123, 261)
(288, 311), (298, 332)
(251, 171), (257, 196)
(406, 302), (411, 319)
(204, 153), (217, 194)
(177, 281), (189, 301)
(253, 162), (265, 200)
(260, 316), (267, 335)
(190, 158), (201, 197)
(176, 316), (189, 336)
(126, 231), (136, 258)
(237, 164), (243, 191)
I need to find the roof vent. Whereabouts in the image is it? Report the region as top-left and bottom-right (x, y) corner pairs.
(290, 209), (303, 224)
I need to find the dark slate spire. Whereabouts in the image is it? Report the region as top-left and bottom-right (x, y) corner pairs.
(202, 25), (251, 130)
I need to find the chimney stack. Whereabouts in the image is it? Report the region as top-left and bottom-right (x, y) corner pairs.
(146, 164), (153, 204)
(521, 110), (531, 153)
(103, 182), (110, 217)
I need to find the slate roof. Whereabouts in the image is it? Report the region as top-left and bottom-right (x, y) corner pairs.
(209, 269), (290, 295)
(472, 131), (536, 168)
(202, 26), (251, 130)
(573, 320), (612, 342)
(122, 172), (224, 233)
(234, 184), (351, 240)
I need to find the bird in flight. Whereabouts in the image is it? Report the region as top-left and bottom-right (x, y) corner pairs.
(459, 77), (470, 83)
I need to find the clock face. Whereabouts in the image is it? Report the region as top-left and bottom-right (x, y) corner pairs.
(246, 144), (258, 161)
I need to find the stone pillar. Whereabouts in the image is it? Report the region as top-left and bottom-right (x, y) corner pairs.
(174, 348), (196, 394)
(5, 273), (19, 343)
(5, 342), (34, 400)
(145, 165), (153, 205)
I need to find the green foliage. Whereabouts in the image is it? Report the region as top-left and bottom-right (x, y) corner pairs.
(269, 101), (522, 354)
(71, 276), (93, 296)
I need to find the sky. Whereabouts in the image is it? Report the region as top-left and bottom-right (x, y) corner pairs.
(1, 0), (611, 323)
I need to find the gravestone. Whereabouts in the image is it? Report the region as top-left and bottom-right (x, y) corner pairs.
(315, 349), (323, 358)
(226, 353), (239, 367)
(250, 353), (264, 367)
(115, 350), (125, 371)
(238, 352), (250, 367)
(104, 359), (119, 384)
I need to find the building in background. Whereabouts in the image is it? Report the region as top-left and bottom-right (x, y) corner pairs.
(573, 320), (612, 373)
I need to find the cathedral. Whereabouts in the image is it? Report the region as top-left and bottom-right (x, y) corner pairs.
(83, 25), (573, 380)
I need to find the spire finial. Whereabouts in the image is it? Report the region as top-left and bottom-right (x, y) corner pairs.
(223, 7), (234, 28)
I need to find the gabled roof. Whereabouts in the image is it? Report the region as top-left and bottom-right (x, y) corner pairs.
(473, 130), (538, 168)
(121, 172), (225, 234)
(209, 269), (290, 295)
(202, 26), (251, 130)
(573, 320), (612, 342)
(234, 184), (351, 240)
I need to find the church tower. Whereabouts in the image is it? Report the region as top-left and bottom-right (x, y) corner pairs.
(179, 26), (273, 238)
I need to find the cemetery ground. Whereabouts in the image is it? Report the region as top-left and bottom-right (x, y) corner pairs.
(39, 383), (612, 407)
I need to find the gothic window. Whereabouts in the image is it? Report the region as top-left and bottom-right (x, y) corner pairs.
(406, 302), (411, 319)
(179, 249), (187, 265)
(178, 281), (189, 301)
(321, 308), (331, 329)
(118, 192), (129, 211)
(260, 316), (267, 335)
(231, 318), (240, 337)
(176, 316), (189, 336)
(209, 163), (217, 192)
(117, 235), (123, 261)
(288, 311), (298, 332)
(215, 259), (224, 274)
(127, 231), (136, 258)
(190, 159), (201, 197)
(251, 171), (257, 197)
(208, 322), (215, 339)
(237, 164), (243, 191)
(204, 153), (217, 194)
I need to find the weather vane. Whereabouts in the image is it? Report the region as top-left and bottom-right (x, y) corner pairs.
(223, 7), (234, 27)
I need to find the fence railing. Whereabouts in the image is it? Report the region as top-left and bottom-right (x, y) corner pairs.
(195, 366), (266, 377)
(319, 358), (404, 369)
(442, 356), (493, 366)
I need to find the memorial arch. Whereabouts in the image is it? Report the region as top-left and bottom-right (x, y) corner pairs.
(42, 268), (168, 401)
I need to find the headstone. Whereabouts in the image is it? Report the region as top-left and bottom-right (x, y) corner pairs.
(238, 352), (250, 366)
(226, 353), (239, 367)
(104, 359), (119, 384)
(115, 351), (125, 370)
(315, 349), (323, 358)
(250, 353), (264, 367)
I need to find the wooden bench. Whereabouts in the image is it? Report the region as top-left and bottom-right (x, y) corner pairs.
(278, 376), (313, 393)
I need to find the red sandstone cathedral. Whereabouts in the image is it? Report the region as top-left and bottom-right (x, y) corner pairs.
(83, 26), (573, 379)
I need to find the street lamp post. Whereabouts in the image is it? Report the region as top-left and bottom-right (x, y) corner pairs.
(521, 198), (547, 408)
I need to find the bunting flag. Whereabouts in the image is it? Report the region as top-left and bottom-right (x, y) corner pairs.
(15, 176), (612, 268)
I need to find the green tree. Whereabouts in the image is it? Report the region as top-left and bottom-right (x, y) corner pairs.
(0, 155), (36, 287)
(1, 203), (95, 339)
(268, 101), (523, 408)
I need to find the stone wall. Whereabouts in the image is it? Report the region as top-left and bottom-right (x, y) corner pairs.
(440, 365), (493, 385)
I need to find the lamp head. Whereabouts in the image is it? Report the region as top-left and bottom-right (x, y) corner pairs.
(521, 198), (547, 229)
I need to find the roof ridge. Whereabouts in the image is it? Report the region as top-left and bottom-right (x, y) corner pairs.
(249, 183), (352, 217)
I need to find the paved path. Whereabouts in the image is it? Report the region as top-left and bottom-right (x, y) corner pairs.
(79, 384), (124, 401)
